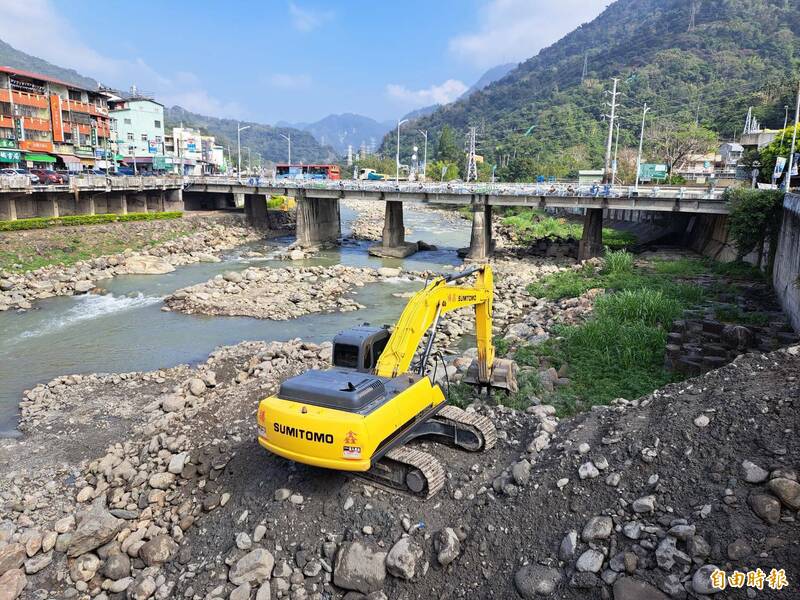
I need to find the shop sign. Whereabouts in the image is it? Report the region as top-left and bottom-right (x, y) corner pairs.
(0, 149), (21, 163)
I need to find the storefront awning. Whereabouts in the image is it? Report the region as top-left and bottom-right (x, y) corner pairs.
(24, 153), (56, 163)
(56, 154), (81, 165)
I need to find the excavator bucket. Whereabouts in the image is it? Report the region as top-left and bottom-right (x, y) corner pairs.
(463, 358), (519, 394)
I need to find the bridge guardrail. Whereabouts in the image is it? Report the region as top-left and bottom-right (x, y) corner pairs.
(0, 175), (184, 193)
(184, 176), (729, 202)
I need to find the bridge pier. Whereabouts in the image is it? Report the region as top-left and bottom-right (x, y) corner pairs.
(164, 188), (183, 212)
(578, 208), (604, 260)
(127, 193), (147, 214)
(295, 192), (340, 247)
(40, 194), (60, 218)
(245, 194), (271, 229)
(466, 202), (493, 261)
(0, 196), (17, 221)
(75, 195), (96, 216)
(369, 200), (418, 258)
(107, 193), (128, 215)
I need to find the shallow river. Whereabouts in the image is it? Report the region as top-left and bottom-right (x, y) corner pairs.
(0, 206), (470, 436)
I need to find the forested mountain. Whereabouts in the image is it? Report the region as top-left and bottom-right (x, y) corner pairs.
(0, 38), (98, 89)
(381, 0), (800, 179)
(165, 106), (336, 164)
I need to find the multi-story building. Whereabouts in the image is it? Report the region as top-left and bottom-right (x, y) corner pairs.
(170, 127), (226, 175)
(108, 92), (165, 172)
(0, 66), (112, 170)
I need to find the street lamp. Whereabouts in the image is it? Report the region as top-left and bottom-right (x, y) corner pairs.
(237, 122), (250, 180)
(417, 129), (428, 180)
(396, 118), (408, 183)
(634, 103), (650, 192)
(279, 133), (291, 166)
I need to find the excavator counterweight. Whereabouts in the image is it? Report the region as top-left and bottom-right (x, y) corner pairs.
(256, 265), (517, 498)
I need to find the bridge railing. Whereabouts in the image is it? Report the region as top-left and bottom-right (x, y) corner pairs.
(0, 174), (184, 193)
(185, 176), (729, 201)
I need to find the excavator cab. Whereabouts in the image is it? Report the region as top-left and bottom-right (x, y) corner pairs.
(331, 326), (390, 372)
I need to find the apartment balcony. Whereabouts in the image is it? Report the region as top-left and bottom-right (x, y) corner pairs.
(0, 89), (49, 109)
(21, 116), (52, 132)
(64, 98), (109, 117)
(0, 115), (12, 128)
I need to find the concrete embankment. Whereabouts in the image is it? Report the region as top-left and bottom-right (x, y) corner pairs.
(774, 192), (800, 331)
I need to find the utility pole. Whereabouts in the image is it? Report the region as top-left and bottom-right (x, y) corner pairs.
(603, 77), (620, 183)
(779, 105), (789, 153)
(466, 126), (478, 182)
(784, 80), (800, 191)
(237, 122), (250, 181)
(418, 129), (428, 180)
(280, 133), (291, 165)
(395, 119), (408, 183)
(612, 121), (620, 184)
(635, 102), (650, 192)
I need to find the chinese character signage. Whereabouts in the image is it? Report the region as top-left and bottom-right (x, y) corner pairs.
(0, 149), (21, 163)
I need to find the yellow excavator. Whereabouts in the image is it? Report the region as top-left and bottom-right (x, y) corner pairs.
(256, 265), (517, 498)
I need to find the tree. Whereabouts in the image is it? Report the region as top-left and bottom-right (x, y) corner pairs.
(646, 122), (718, 174)
(725, 188), (785, 272)
(436, 125), (461, 164)
(427, 160), (459, 181)
(758, 124), (800, 183)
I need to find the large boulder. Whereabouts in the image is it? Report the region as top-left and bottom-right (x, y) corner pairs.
(385, 537), (423, 580)
(334, 542), (387, 594)
(514, 565), (563, 598)
(433, 528), (460, 567)
(0, 544), (25, 577)
(124, 256), (175, 275)
(0, 568), (26, 600)
(67, 497), (122, 557)
(613, 577), (671, 600)
(138, 535), (177, 566)
(229, 549), (275, 586)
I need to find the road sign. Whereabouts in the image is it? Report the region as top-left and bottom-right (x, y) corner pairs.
(639, 163), (668, 181)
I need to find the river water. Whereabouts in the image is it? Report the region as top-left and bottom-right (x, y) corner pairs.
(0, 206), (470, 436)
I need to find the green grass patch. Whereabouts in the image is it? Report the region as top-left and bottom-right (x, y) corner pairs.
(500, 208), (636, 250)
(0, 211), (182, 232)
(714, 306), (772, 326)
(652, 257), (764, 280)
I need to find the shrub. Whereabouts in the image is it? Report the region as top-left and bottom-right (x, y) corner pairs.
(602, 249), (634, 275)
(594, 288), (681, 327)
(0, 212), (182, 231)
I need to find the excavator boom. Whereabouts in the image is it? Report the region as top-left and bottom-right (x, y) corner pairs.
(375, 265), (516, 392)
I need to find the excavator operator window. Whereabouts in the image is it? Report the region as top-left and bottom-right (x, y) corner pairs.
(333, 344), (359, 369)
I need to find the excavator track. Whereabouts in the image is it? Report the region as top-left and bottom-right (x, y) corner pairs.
(356, 446), (446, 499)
(435, 404), (497, 451)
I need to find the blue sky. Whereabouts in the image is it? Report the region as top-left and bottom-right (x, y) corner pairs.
(0, 0), (609, 123)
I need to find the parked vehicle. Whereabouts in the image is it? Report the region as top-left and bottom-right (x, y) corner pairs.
(116, 167), (135, 176)
(29, 168), (67, 184)
(0, 168), (40, 184)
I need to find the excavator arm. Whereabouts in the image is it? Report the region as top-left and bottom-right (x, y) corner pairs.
(374, 265), (514, 391)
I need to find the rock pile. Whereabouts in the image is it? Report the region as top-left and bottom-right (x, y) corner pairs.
(163, 265), (408, 320)
(0, 219), (261, 311)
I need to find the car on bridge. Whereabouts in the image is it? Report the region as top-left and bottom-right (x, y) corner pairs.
(1, 168), (40, 184)
(29, 168), (67, 185)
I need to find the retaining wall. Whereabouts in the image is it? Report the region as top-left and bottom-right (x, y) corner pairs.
(774, 193), (800, 331)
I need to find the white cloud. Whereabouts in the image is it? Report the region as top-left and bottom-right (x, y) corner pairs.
(288, 1), (333, 32)
(0, 0), (246, 118)
(450, 0), (609, 68)
(269, 73), (312, 89)
(386, 79), (468, 108)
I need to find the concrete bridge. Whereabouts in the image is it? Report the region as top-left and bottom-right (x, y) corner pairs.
(184, 177), (731, 259)
(0, 175), (184, 221)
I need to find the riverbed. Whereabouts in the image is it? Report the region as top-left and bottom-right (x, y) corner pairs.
(0, 205), (470, 435)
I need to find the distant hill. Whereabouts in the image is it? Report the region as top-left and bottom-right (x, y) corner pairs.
(0, 38), (99, 89)
(279, 113), (393, 155)
(382, 0), (800, 178)
(165, 106), (336, 164)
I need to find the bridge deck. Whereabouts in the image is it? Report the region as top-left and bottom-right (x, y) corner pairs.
(185, 177), (730, 214)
